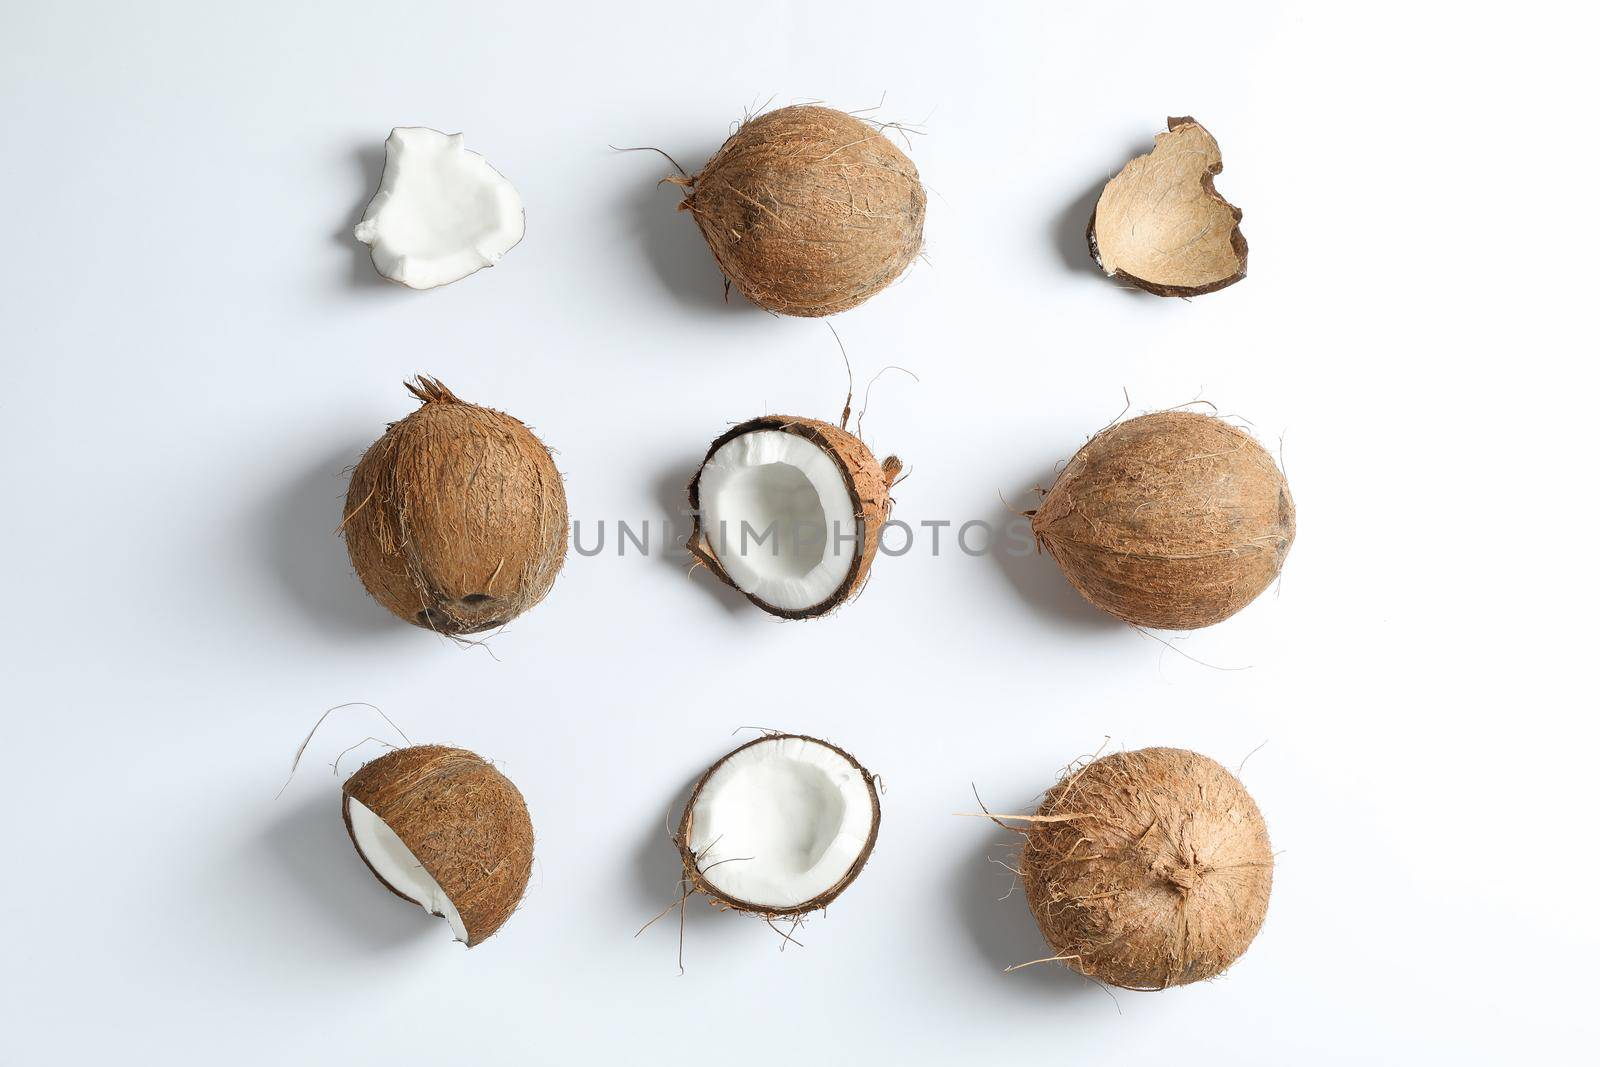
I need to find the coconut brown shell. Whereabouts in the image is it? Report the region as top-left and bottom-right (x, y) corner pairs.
(679, 105), (926, 317)
(674, 733), (881, 918)
(1020, 747), (1273, 990)
(342, 377), (567, 634)
(1086, 117), (1247, 297)
(342, 745), (534, 947)
(686, 415), (901, 619)
(1031, 410), (1294, 629)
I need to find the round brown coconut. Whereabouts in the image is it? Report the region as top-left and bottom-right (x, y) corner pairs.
(1031, 410), (1294, 629)
(342, 377), (567, 634)
(674, 733), (881, 917)
(686, 414), (901, 619)
(342, 744), (534, 947)
(1019, 747), (1273, 990)
(675, 105), (926, 317)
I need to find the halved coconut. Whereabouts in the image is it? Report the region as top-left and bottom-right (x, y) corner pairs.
(687, 416), (901, 618)
(342, 745), (533, 947)
(676, 734), (880, 915)
(354, 127), (524, 290)
(1087, 117), (1247, 296)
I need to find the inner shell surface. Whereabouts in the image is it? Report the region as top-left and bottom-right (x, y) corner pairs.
(688, 736), (874, 909)
(346, 797), (468, 942)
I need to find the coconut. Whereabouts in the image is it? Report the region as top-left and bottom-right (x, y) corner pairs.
(1019, 747), (1272, 989)
(674, 105), (926, 316)
(342, 744), (533, 946)
(676, 734), (880, 917)
(1031, 410), (1294, 629)
(1087, 117), (1247, 296)
(686, 415), (901, 618)
(342, 377), (567, 634)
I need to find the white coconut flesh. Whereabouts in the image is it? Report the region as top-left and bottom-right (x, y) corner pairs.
(688, 737), (874, 910)
(346, 798), (468, 942)
(353, 127), (524, 290)
(698, 430), (857, 612)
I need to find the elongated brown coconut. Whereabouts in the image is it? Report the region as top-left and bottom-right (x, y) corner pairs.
(1087, 117), (1247, 296)
(674, 105), (926, 316)
(342, 745), (533, 946)
(342, 377), (567, 634)
(676, 734), (880, 917)
(1019, 747), (1272, 989)
(1031, 410), (1293, 629)
(687, 415), (901, 618)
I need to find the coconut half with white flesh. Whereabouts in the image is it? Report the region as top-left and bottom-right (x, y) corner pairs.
(353, 127), (524, 290)
(341, 745), (533, 946)
(687, 416), (901, 619)
(677, 734), (880, 916)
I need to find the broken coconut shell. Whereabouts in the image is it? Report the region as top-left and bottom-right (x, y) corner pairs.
(675, 105), (926, 316)
(1019, 747), (1273, 989)
(675, 733), (881, 917)
(686, 415), (901, 619)
(342, 377), (567, 634)
(342, 745), (534, 947)
(1031, 410), (1293, 630)
(1087, 117), (1247, 296)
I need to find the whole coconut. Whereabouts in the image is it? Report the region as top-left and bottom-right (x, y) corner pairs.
(1020, 747), (1273, 989)
(1031, 411), (1294, 629)
(343, 377), (567, 634)
(677, 105), (926, 317)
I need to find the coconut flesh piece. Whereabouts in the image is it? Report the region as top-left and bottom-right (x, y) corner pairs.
(345, 797), (469, 942)
(353, 127), (524, 290)
(681, 735), (879, 913)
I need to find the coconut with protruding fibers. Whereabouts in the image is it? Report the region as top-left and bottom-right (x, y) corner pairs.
(342, 377), (567, 634)
(1087, 117), (1247, 296)
(1031, 410), (1294, 629)
(1019, 747), (1272, 989)
(342, 745), (533, 946)
(674, 105), (926, 316)
(676, 734), (880, 917)
(687, 415), (901, 619)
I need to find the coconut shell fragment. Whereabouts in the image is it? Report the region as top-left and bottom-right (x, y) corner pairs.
(342, 377), (567, 634)
(342, 745), (534, 947)
(1019, 747), (1273, 989)
(1031, 410), (1293, 629)
(675, 105), (926, 316)
(1087, 117), (1247, 296)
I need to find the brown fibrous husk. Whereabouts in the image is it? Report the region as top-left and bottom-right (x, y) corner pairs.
(1019, 747), (1272, 990)
(674, 105), (926, 317)
(342, 377), (568, 634)
(342, 744), (534, 947)
(673, 733), (881, 918)
(1087, 117), (1247, 297)
(1031, 410), (1294, 630)
(686, 414), (902, 619)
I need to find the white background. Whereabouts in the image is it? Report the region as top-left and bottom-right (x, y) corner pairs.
(2, 2), (1595, 1063)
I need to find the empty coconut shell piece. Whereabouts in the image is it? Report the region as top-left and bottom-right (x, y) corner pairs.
(687, 415), (901, 619)
(1087, 118), (1247, 296)
(343, 377), (567, 634)
(342, 745), (534, 946)
(1031, 411), (1293, 629)
(675, 105), (926, 316)
(1019, 747), (1273, 990)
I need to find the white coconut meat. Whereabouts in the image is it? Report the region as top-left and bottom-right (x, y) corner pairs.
(687, 736), (876, 910)
(346, 797), (468, 942)
(697, 431), (857, 613)
(353, 127), (524, 290)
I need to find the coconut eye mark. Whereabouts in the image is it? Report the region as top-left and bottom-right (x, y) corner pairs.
(460, 593), (494, 605)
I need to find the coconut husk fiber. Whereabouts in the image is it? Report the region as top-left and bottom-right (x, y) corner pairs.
(1087, 117), (1247, 296)
(1019, 747), (1272, 990)
(342, 745), (534, 947)
(686, 415), (901, 619)
(1031, 410), (1294, 629)
(342, 377), (567, 634)
(674, 105), (926, 317)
